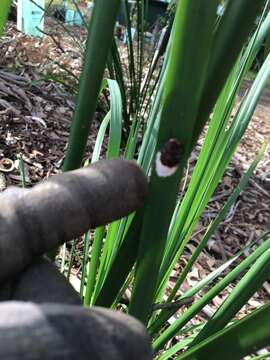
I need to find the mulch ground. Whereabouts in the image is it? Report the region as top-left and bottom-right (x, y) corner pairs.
(0, 20), (269, 347)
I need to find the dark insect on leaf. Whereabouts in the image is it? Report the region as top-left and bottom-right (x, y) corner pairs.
(160, 138), (182, 167)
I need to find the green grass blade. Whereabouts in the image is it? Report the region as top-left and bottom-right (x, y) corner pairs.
(156, 144), (266, 315)
(139, 25), (171, 116)
(106, 79), (123, 159)
(159, 338), (194, 360)
(153, 234), (270, 351)
(150, 255), (239, 334)
(63, 0), (121, 171)
(149, 247), (242, 337)
(150, 228), (267, 336)
(194, 0), (266, 139)
(109, 39), (129, 129)
(81, 77), (123, 302)
(136, 0), (145, 111)
(158, 324), (204, 359)
(91, 112), (110, 163)
(155, 11), (265, 298)
(227, 52), (270, 149)
(79, 231), (91, 299)
(193, 245), (270, 344)
(18, 153), (27, 188)
(239, 3), (270, 72)
(0, 0), (11, 36)
(157, 46), (270, 302)
(138, 39), (170, 173)
(95, 211), (143, 307)
(176, 302), (270, 360)
(84, 226), (105, 306)
(252, 352), (270, 360)
(129, 0), (219, 324)
(123, 0), (137, 118)
(157, 62), (239, 294)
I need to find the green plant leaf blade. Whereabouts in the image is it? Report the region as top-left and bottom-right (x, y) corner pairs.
(128, 0), (219, 325)
(0, 0), (11, 36)
(176, 302), (270, 360)
(63, 0), (121, 171)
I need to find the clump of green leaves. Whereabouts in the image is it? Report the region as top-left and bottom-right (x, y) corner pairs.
(51, 0), (270, 358)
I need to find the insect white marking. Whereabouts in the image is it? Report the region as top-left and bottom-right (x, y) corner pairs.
(155, 152), (178, 177)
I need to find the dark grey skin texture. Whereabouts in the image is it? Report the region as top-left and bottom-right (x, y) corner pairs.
(0, 159), (152, 359)
(0, 158), (148, 281)
(0, 302), (153, 360)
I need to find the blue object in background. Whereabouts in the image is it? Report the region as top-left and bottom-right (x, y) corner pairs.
(74, 11), (83, 26)
(65, 9), (75, 25)
(17, 0), (45, 38)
